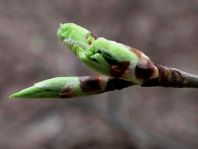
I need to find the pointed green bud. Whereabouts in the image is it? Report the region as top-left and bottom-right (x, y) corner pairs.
(10, 76), (133, 99)
(10, 77), (83, 98)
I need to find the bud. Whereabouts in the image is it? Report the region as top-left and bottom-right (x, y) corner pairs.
(58, 23), (159, 84)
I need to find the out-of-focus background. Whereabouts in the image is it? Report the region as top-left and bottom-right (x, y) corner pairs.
(0, 0), (198, 148)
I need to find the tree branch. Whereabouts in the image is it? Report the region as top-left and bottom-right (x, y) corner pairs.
(142, 64), (198, 88)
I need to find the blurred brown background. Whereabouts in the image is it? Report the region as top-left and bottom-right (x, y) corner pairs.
(0, 0), (198, 149)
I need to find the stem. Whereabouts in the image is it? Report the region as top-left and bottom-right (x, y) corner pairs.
(142, 64), (198, 88)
